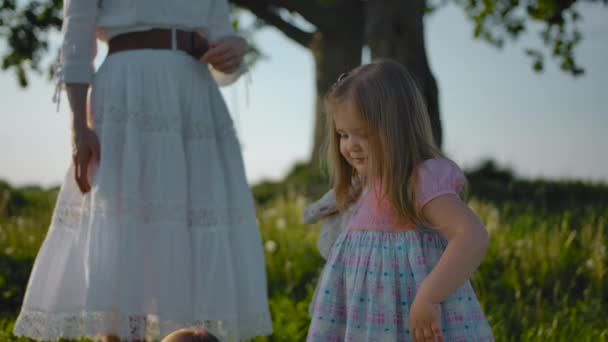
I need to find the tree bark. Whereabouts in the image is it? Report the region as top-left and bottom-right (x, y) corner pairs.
(231, 1), (364, 165)
(309, 28), (364, 165)
(365, 0), (443, 148)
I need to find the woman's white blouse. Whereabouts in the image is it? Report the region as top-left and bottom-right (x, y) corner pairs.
(59, 0), (242, 87)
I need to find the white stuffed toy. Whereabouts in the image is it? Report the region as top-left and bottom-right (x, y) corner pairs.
(302, 188), (355, 315)
(301, 189), (353, 259)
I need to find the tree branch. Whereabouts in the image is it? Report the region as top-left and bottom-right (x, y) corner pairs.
(232, 0), (357, 36)
(231, 0), (314, 47)
(272, 0), (363, 34)
(263, 0), (330, 29)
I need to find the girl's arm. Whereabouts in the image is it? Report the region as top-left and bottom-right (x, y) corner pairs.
(409, 193), (489, 342)
(416, 194), (490, 303)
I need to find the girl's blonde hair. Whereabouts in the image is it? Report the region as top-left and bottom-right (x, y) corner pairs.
(324, 60), (443, 223)
(160, 327), (220, 342)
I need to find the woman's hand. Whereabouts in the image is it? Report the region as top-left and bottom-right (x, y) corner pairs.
(71, 125), (100, 194)
(409, 295), (443, 342)
(201, 35), (247, 73)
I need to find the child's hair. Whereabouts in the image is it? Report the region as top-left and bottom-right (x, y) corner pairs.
(324, 59), (443, 224)
(160, 327), (220, 342)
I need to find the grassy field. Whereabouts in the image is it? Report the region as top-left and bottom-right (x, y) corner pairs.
(1, 163), (607, 341)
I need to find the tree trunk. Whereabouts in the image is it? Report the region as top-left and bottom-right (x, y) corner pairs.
(228, 0), (364, 165)
(309, 24), (364, 165)
(365, 0), (443, 148)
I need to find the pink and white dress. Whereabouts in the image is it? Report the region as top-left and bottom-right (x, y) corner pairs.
(307, 158), (494, 341)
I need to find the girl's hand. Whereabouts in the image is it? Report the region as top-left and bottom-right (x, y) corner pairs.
(71, 125), (100, 194)
(201, 36), (248, 73)
(409, 295), (443, 342)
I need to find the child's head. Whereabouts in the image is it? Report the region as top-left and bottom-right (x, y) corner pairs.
(324, 60), (442, 221)
(160, 327), (220, 342)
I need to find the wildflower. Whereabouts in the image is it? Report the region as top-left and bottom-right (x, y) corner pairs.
(263, 208), (278, 219)
(276, 217), (286, 230)
(265, 240), (277, 253)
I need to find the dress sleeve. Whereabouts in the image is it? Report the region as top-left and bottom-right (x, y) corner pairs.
(416, 158), (466, 209)
(204, 0), (247, 86)
(58, 0), (98, 85)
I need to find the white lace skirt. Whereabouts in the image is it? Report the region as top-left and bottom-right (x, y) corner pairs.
(13, 50), (272, 341)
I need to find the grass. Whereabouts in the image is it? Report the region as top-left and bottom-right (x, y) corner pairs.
(1, 172), (607, 341)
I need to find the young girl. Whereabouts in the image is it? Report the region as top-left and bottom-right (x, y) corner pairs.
(13, 0), (272, 341)
(307, 60), (494, 341)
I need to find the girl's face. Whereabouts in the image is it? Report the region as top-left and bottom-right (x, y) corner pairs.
(334, 102), (370, 177)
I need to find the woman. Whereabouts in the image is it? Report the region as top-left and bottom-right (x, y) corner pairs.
(13, 0), (272, 341)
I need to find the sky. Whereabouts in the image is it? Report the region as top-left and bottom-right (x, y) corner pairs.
(1, 3), (607, 188)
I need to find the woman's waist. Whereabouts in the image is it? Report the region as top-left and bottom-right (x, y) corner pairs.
(100, 24), (204, 42)
(95, 5), (208, 40)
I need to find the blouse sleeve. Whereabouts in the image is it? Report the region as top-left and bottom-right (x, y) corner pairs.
(204, 0), (247, 86)
(58, 0), (98, 85)
(416, 158), (466, 209)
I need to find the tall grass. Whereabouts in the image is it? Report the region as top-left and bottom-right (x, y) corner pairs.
(1, 179), (607, 341)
